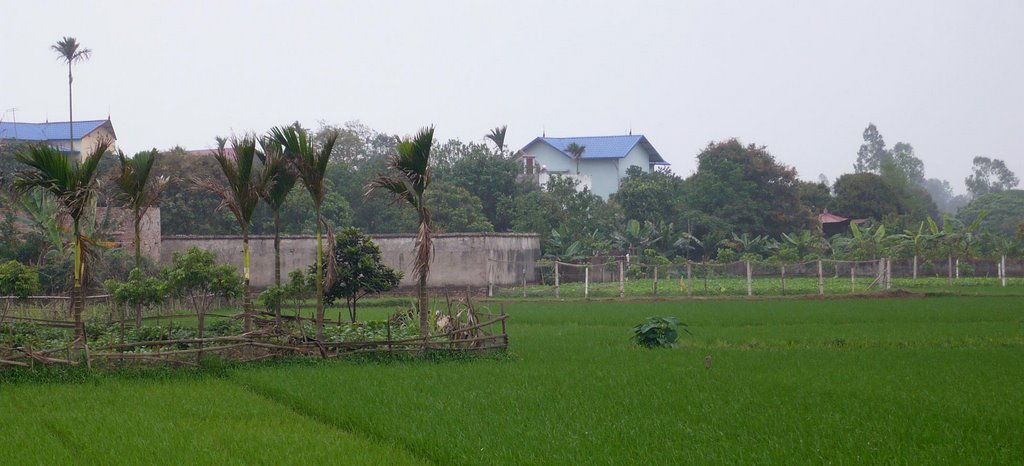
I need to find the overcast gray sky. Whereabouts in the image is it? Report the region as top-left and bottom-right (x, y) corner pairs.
(3, 0), (1022, 193)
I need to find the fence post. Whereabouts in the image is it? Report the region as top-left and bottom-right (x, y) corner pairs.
(522, 265), (527, 298)
(653, 266), (659, 296)
(913, 255), (918, 280)
(955, 258), (960, 280)
(555, 261), (560, 299)
(745, 261), (752, 297)
(487, 256), (494, 297)
(850, 262), (855, 293)
(1002, 255), (1007, 287)
(817, 260), (824, 296)
(585, 266), (590, 299)
(686, 262), (693, 297)
(780, 264), (786, 295)
(886, 258), (892, 290)
(618, 261), (625, 298)
(947, 255), (953, 286)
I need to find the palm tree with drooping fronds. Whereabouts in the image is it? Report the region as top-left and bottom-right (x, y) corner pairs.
(193, 135), (268, 333)
(565, 142), (585, 175)
(112, 148), (169, 325)
(14, 139), (111, 345)
(113, 149), (169, 270)
(51, 37), (92, 157)
(256, 136), (298, 325)
(270, 125), (338, 339)
(366, 127), (435, 338)
(485, 125), (507, 156)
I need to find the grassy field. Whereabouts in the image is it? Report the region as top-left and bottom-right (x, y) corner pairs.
(2, 296), (1023, 464)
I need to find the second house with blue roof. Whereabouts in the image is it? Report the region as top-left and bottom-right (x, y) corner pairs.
(515, 134), (669, 199)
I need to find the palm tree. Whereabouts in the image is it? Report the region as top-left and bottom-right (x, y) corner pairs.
(485, 125), (507, 155)
(112, 149), (169, 325)
(565, 142), (585, 175)
(271, 125), (338, 339)
(193, 135), (268, 333)
(256, 136), (298, 324)
(14, 139), (111, 345)
(51, 37), (92, 156)
(113, 149), (169, 270)
(367, 127), (435, 338)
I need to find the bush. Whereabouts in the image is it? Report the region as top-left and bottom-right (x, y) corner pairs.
(633, 316), (689, 349)
(0, 260), (41, 299)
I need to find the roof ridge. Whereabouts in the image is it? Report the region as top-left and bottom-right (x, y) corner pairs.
(542, 134), (642, 139)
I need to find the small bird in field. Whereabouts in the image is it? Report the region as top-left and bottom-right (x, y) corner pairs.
(704, 355), (713, 370)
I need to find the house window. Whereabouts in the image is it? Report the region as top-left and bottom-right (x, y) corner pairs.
(524, 156), (536, 175)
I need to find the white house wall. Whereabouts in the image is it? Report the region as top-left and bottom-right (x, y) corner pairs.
(524, 141), (654, 199)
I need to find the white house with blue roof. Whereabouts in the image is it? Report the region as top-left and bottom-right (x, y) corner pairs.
(0, 119), (117, 160)
(515, 134), (668, 199)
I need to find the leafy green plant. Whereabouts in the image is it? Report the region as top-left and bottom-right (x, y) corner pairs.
(161, 247), (244, 315)
(632, 316), (689, 348)
(105, 268), (165, 326)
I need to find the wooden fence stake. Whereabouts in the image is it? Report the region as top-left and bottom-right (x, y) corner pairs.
(850, 263), (856, 292)
(653, 266), (659, 296)
(585, 266), (590, 299)
(780, 264), (786, 295)
(487, 256), (494, 297)
(619, 261), (625, 298)
(522, 265), (527, 298)
(555, 262), (560, 299)
(686, 262), (692, 297)
(913, 255), (918, 280)
(1002, 255), (1007, 287)
(745, 261), (752, 296)
(817, 260), (824, 296)
(886, 258), (892, 290)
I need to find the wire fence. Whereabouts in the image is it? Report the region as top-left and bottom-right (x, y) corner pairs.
(487, 256), (1023, 299)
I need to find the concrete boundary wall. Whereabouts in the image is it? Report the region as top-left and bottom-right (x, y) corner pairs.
(160, 233), (540, 289)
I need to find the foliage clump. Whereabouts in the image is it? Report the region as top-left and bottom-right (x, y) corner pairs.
(319, 227), (402, 322)
(633, 316), (689, 349)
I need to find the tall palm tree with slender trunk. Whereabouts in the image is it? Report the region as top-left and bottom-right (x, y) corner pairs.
(256, 136), (298, 325)
(112, 149), (169, 325)
(51, 37), (91, 157)
(14, 140), (111, 346)
(367, 127), (435, 338)
(485, 125), (507, 156)
(193, 136), (268, 333)
(565, 142), (585, 175)
(271, 125), (338, 339)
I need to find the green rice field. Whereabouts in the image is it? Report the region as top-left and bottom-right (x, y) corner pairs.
(2, 296), (1023, 465)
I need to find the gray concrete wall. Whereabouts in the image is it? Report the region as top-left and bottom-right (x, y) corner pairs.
(160, 233), (540, 289)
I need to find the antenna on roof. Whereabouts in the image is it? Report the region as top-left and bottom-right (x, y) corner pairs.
(542, 125), (545, 138)
(629, 121), (632, 136)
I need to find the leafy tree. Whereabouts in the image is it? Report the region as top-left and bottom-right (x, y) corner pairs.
(832, 172), (906, 220)
(684, 139), (810, 238)
(612, 166), (685, 226)
(441, 144), (520, 229)
(367, 126), (435, 337)
(193, 136), (269, 333)
(854, 123), (887, 173)
(14, 140), (112, 344)
(923, 178), (969, 214)
(322, 227), (401, 322)
(426, 182), (493, 232)
(112, 149), (169, 269)
(956, 190), (1024, 238)
(104, 268), (165, 326)
(965, 156), (1019, 198)
(793, 180), (833, 213)
(780, 230), (827, 261)
(0, 260), (40, 320)
(51, 37), (91, 153)
(888, 142), (925, 185)
(272, 125), (339, 340)
(162, 247), (244, 319)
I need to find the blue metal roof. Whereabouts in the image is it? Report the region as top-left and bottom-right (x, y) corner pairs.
(523, 135), (668, 164)
(0, 120), (110, 141)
